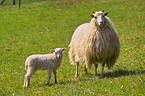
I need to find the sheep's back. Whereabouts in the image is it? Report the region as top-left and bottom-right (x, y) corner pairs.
(26, 54), (60, 70)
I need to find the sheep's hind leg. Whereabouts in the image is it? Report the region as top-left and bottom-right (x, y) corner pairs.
(94, 63), (98, 76)
(83, 64), (87, 74)
(24, 76), (26, 87)
(75, 62), (79, 78)
(24, 75), (30, 87)
(101, 63), (105, 77)
(24, 68), (36, 88)
(46, 70), (52, 85)
(24, 75), (30, 88)
(53, 70), (57, 84)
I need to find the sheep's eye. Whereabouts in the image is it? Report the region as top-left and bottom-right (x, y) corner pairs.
(94, 16), (97, 19)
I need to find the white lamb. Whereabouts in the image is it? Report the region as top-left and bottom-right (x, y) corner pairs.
(24, 48), (66, 88)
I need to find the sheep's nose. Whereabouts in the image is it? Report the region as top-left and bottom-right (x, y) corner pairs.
(56, 54), (61, 59)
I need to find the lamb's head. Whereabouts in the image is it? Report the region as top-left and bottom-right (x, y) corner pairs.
(90, 9), (108, 26)
(51, 48), (66, 59)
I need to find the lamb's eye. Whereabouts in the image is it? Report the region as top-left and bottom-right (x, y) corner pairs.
(94, 16), (97, 19)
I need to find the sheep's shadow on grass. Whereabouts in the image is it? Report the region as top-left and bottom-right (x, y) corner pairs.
(36, 69), (145, 87)
(37, 79), (77, 87)
(37, 83), (55, 87)
(57, 80), (77, 85)
(87, 69), (145, 78)
(105, 69), (145, 78)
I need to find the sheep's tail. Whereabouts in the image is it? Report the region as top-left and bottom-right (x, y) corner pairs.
(25, 64), (27, 71)
(25, 60), (28, 71)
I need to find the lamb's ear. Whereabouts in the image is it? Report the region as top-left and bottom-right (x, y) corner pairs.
(50, 49), (55, 52)
(90, 14), (94, 17)
(62, 48), (66, 51)
(102, 9), (105, 12)
(104, 12), (109, 16)
(93, 11), (96, 13)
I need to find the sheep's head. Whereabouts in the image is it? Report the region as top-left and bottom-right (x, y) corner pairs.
(51, 48), (66, 59)
(90, 9), (108, 26)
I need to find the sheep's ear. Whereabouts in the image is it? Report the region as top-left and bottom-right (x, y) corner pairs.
(62, 48), (66, 51)
(93, 11), (96, 13)
(102, 9), (105, 12)
(104, 12), (109, 16)
(90, 14), (94, 17)
(50, 49), (55, 52)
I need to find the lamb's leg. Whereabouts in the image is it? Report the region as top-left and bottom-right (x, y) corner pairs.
(24, 68), (36, 88)
(53, 70), (57, 84)
(101, 63), (105, 77)
(46, 70), (52, 85)
(94, 63), (98, 76)
(83, 64), (87, 74)
(25, 75), (30, 88)
(24, 76), (26, 87)
(75, 62), (79, 78)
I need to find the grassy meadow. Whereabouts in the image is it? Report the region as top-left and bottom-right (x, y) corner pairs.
(0, 0), (145, 95)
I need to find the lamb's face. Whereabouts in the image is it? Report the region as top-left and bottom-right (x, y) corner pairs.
(51, 48), (66, 59)
(90, 9), (108, 26)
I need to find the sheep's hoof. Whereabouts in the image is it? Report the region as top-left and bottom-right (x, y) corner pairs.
(46, 83), (49, 85)
(53, 83), (57, 85)
(54, 81), (57, 84)
(100, 74), (104, 78)
(83, 71), (87, 75)
(94, 73), (97, 77)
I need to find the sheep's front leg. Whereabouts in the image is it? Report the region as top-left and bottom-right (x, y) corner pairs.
(46, 70), (52, 85)
(101, 63), (105, 77)
(94, 63), (98, 76)
(83, 64), (87, 74)
(53, 70), (57, 84)
(75, 62), (79, 78)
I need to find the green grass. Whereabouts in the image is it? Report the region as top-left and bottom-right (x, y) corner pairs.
(0, 0), (145, 95)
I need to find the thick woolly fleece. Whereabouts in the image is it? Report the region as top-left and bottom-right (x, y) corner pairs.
(69, 16), (120, 69)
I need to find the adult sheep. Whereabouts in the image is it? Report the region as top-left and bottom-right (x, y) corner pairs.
(69, 9), (120, 78)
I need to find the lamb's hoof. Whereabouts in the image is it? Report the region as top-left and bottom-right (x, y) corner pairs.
(53, 83), (57, 85)
(75, 74), (78, 78)
(23, 85), (29, 88)
(54, 82), (57, 85)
